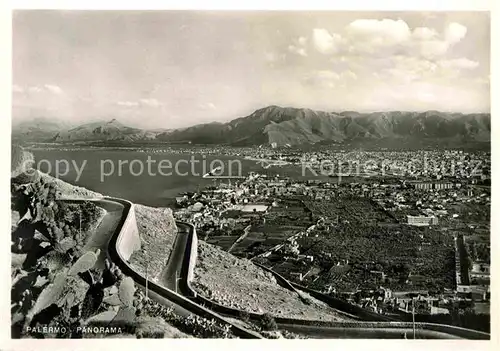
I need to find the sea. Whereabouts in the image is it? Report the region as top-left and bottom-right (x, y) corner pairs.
(29, 148), (344, 207)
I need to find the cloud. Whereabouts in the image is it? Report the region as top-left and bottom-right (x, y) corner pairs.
(315, 70), (341, 80)
(12, 85), (24, 93)
(302, 70), (339, 88)
(299, 19), (469, 60)
(438, 58), (479, 70)
(414, 40), (450, 59)
(288, 36), (308, 57)
(364, 78), (488, 113)
(445, 22), (467, 44)
(347, 19), (411, 46)
(382, 67), (420, 84)
(290, 19), (476, 94)
(44, 84), (63, 95)
(15, 84), (64, 95)
(475, 76), (490, 86)
(302, 68), (359, 90)
(199, 102), (217, 111)
(345, 19), (455, 59)
(340, 70), (358, 80)
(416, 90), (436, 103)
(412, 27), (439, 41)
(117, 101), (140, 107)
(312, 28), (343, 54)
(139, 98), (162, 107)
(410, 23), (467, 59)
(117, 98), (163, 108)
(288, 44), (307, 57)
(265, 51), (286, 64)
(376, 53), (480, 88)
(390, 55), (438, 73)
(28, 86), (43, 94)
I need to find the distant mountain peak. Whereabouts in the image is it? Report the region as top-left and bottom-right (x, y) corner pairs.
(46, 118), (159, 143)
(12, 106), (491, 147)
(157, 106), (491, 146)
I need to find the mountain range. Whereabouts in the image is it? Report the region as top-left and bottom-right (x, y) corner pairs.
(11, 117), (74, 142)
(11, 106), (491, 147)
(51, 119), (158, 142)
(155, 106), (490, 146)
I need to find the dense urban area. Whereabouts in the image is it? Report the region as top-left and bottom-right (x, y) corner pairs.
(173, 147), (491, 332)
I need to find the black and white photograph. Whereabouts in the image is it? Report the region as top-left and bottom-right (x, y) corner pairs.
(6, 3), (493, 343)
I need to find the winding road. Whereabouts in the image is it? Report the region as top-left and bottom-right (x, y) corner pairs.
(70, 197), (489, 340)
(164, 216), (489, 339)
(159, 223), (191, 292)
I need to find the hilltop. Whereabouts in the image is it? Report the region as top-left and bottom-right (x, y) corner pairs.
(52, 118), (159, 142)
(11, 117), (74, 142)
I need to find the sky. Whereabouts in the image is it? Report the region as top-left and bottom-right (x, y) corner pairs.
(12, 11), (490, 129)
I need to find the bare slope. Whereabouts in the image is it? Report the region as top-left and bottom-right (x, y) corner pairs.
(129, 205), (178, 283)
(193, 241), (350, 321)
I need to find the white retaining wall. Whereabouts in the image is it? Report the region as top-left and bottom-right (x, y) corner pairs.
(115, 203), (141, 260)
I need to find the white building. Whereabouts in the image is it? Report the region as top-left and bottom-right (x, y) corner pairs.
(407, 215), (438, 226)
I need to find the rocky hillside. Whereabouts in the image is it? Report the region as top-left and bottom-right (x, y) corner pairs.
(192, 241), (350, 321)
(157, 106), (491, 146)
(11, 144), (35, 177)
(10, 150), (236, 339)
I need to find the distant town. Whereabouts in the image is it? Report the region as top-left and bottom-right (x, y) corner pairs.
(172, 147), (490, 330)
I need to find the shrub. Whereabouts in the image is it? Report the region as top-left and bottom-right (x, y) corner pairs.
(260, 313), (278, 331)
(55, 237), (77, 253)
(135, 316), (168, 338)
(45, 252), (69, 272)
(12, 171), (39, 185)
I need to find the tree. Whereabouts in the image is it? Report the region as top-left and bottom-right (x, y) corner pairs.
(402, 263), (412, 275)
